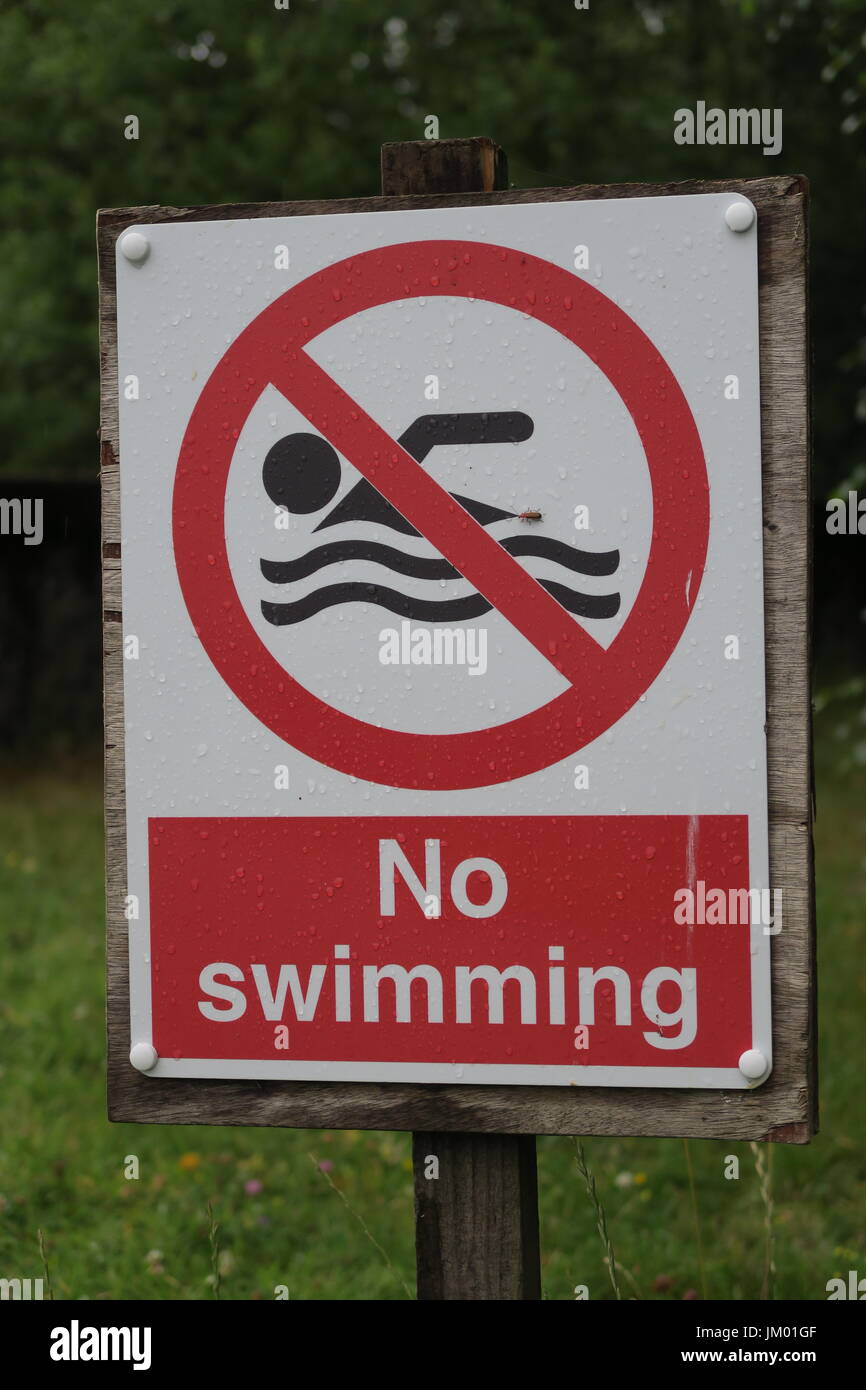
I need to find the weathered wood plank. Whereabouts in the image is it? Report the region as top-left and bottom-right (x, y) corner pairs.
(100, 172), (814, 1141)
(413, 1133), (540, 1299)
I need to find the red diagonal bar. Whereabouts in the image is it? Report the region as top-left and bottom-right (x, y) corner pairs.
(269, 351), (602, 687)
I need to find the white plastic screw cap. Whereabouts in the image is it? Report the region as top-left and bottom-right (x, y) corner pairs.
(738, 1048), (768, 1079)
(130, 1042), (158, 1072)
(724, 201), (755, 233)
(120, 231), (150, 263)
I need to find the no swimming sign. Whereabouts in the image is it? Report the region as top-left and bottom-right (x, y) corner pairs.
(100, 174), (812, 1137)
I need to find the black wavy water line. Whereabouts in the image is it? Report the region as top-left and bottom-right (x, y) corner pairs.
(262, 542), (449, 584)
(261, 536), (620, 584)
(262, 581), (620, 626)
(542, 581), (620, 618)
(504, 535), (619, 576)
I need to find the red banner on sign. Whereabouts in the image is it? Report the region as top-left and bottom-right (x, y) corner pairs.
(149, 815), (752, 1072)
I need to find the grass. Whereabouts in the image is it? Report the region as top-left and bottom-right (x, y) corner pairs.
(0, 706), (864, 1301)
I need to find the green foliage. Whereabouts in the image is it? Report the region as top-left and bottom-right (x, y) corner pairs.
(0, 1), (864, 489)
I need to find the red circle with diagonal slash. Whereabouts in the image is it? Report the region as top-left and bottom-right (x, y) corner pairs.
(173, 239), (708, 790)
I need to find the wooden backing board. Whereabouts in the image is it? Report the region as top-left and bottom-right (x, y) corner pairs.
(99, 172), (814, 1141)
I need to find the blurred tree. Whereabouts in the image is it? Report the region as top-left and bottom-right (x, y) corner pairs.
(0, 0), (862, 505)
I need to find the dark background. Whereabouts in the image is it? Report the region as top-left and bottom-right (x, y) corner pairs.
(1, 0), (864, 752)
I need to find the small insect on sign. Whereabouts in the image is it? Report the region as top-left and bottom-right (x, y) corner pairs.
(100, 174), (813, 1137)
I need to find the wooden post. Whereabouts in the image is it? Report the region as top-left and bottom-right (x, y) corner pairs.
(379, 136), (541, 1301)
(413, 1132), (541, 1300)
(380, 136), (508, 197)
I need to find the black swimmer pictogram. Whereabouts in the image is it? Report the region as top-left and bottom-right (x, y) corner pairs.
(259, 412), (621, 625)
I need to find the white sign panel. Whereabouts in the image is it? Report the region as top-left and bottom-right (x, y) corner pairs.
(115, 193), (772, 1088)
